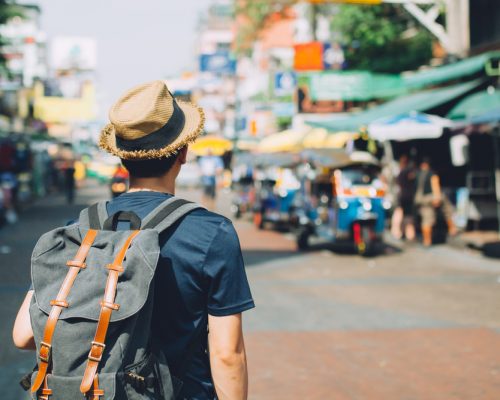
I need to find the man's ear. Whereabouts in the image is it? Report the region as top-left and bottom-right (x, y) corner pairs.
(178, 146), (188, 165)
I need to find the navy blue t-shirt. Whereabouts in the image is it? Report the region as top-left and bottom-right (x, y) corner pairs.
(107, 191), (254, 399)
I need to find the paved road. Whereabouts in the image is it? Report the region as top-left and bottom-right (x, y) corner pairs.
(1, 181), (499, 399)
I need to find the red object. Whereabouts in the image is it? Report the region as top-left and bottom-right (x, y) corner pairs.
(113, 166), (129, 180)
(353, 222), (362, 245)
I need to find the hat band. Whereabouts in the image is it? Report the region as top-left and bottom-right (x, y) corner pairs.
(115, 100), (186, 152)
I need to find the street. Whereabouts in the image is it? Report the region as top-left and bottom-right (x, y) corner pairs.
(1, 181), (499, 399)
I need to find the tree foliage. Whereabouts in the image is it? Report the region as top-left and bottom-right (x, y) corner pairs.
(332, 4), (433, 73)
(235, 0), (297, 55)
(0, 0), (25, 74)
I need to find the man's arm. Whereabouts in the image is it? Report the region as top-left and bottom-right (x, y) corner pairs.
(208, 313), (248, 400)
(13, 290), (36, 350)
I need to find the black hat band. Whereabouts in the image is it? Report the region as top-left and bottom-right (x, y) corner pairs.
(115, 100), (186, 152)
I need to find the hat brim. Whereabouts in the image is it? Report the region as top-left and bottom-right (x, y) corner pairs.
(99, 100), (205, 160)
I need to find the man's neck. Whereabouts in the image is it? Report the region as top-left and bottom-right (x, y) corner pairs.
(128, 176), (176, 195)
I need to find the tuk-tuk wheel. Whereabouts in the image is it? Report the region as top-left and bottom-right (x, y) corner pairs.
(297, 229), (310, 251)
(254, 212), (264, 230)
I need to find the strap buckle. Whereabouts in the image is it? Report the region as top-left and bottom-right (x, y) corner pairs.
(126, 372), (146, 391)
(88, 341), (106, 363)
(106, 263), (124, 273)
(66, 260), (86, 269)
(39, 341), (52, 363)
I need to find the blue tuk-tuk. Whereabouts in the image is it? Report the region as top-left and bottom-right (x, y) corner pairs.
(296, 150), (390, 256)
(252, 153), (302, 230)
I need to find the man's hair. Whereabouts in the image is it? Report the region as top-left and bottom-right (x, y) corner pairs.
(121, 150), (182, 178)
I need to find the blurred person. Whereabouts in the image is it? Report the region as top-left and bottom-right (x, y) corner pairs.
(414, 158), (456, 247)
(391, 155), (416, 241)
(0, 171), (18, 224)
(13, 81), (253, 400)
(199, 148), (223, 211)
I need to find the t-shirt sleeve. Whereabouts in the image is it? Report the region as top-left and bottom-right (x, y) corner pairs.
(203, 219), (255, 317)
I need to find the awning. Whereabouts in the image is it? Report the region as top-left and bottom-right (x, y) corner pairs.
(307, 79), (483, 132)
(257, 129), (306, 153)
(368, 112), (454, 142)
(301, 128), (358, 149)
(470, 108), (500, 125)
(189, 135), (232, 156)
(403, 51), (500, 89)
(447, 90), (500, 120)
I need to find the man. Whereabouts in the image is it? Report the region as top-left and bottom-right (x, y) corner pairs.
(198, 149), (223, 211)
(391, 155), (416, 241)
(414, 158), (456, 247)
(13, 81), (254, 399)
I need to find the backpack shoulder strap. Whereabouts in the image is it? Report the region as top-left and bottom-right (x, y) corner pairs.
(141, 197), (204, 232)
(79, 201), (108, 230)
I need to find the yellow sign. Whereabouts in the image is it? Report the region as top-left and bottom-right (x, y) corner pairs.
(308, 0), (382, 4)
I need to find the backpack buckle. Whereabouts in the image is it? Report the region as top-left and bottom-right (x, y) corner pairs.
(39, 341), (52, 363)
(126, 372), (146, 391)
(88, 341), (106, 362)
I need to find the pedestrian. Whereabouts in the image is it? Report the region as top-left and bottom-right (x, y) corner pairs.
(391, 155), (416, 241)
(13, 81), (254, 400)
(198, 148), (223, 211)
(414, 158), (456, 247)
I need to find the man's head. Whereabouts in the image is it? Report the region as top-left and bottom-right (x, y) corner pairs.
(121, 146), (187, 179)
(420, 157), (432, 171)
(99, 80), (204, 165)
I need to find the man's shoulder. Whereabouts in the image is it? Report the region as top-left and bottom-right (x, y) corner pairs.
(183, 206), (233, 231)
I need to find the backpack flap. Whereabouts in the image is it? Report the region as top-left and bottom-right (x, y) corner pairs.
(31, 226), (160, 322)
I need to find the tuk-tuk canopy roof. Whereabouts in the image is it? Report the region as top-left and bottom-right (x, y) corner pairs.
(302, 149), (379, 169)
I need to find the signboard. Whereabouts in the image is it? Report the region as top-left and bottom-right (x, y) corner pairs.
(308, 0), (382, 4)
(199, 52), (236, 75)
(294, 42), (324, 71)
(304, 71), (404, 101)
(274, 71), (297, 96)
(50, 36), (97, 71)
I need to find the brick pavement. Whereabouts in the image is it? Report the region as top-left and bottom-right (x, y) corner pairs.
(238, 223), (500, 399)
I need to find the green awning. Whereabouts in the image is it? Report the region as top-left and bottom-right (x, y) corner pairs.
(307, 79), (483, 132)
(447, 90), (500, 120)
(299, 52), (498, 102)
(403, 51), (500, 89)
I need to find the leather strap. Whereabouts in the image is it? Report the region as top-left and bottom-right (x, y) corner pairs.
(38, 375), (52, 400)
(80, 230), (140, 395)
(86, 375), (104, 400)
(31, 229), (98, 394)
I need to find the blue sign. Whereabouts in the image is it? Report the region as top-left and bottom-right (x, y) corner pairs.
(199, 52), (237, 75)
(274, 72), (297, 96)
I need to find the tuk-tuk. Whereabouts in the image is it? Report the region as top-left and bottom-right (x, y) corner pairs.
(252, 153), (301, 230)
(231, 153), (256, 219)
(296, 150), (390, 256)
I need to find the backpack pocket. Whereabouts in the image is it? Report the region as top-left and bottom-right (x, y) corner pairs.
(120, 352), (179, 400)
(30, 372), (116, 400)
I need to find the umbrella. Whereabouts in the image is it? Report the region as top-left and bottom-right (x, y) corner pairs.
(368, 111), (454, 142)
(257, 129), (306, 153)
(189, 135), (232, 156)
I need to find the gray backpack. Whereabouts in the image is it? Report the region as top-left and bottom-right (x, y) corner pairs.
(27, 197), (203, 400)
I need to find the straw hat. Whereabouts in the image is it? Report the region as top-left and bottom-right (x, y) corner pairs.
(99, 80), (205, 160)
